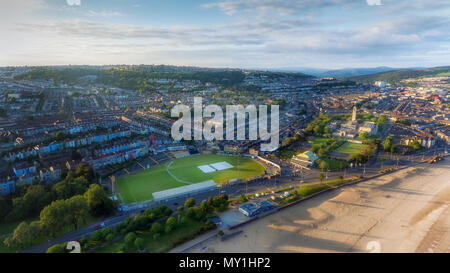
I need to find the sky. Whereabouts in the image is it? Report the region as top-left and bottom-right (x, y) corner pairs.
(0, 0), (449, 69)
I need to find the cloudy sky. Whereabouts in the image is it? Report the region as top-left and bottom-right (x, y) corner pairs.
(1, 0), (449, 69)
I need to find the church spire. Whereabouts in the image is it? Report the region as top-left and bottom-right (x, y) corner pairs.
(352, 105), (357, 122)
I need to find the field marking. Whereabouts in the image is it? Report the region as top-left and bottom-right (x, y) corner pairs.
(166, 161), (193, 185)
(164, 152), (175, 159)
(136, 161), (146, 170)
(148, 156), (159, 165)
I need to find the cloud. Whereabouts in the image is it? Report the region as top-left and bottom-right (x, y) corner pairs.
(66, 0), (81, 6)
(87, 10), (123, 17)
(367, 0), (382, 5)
(202, 0), (354, 16)
(1, 0), (449, 68)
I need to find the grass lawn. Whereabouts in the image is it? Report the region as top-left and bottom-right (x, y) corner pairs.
(95, 217), (212, 253)
(334, 141), (369, 155)
(321, 158), (349, 170)
(311, 137), (329, 145)
(116, 154), (265, 203)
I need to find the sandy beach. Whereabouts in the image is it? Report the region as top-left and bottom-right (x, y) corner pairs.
(191, 160), (450, 253)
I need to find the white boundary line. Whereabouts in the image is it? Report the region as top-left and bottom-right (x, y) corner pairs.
(166, 161), (193, 185)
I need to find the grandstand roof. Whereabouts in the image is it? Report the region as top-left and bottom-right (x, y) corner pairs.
(152, 180), (217, 201)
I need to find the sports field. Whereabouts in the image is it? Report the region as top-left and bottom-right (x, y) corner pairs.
(115, 154), (265, 203)
(334, 141), (369, 155)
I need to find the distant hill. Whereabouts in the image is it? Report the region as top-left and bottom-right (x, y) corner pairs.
(347, 66), (450, 84)
(270, 66), (400, 77)
(320, 67), (399, 78)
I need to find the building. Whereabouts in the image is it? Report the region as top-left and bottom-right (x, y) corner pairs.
(0, 177), (15, 196)
(359, 121), (378, 135)
(239, 201), (278, 217)
(290, 151), (318, 170)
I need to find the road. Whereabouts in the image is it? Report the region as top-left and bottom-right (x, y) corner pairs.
(188, 159), (450, 253)
(22, 144), (447, 253)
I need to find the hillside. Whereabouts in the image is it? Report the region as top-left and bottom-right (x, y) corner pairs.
(347, 66), (450, 84)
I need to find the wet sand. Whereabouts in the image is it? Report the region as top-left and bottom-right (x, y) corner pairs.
(191, 160), (450, 253)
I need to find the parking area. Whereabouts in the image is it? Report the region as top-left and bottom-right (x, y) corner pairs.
(217, 209), (250, 229)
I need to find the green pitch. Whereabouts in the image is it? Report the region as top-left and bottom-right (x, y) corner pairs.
(334, 141), (369, 155)
(115, 154), (266, 203)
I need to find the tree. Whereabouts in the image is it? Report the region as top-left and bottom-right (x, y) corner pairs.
(52, 180), (86, 200)
(283, 137), (294, 147)
(239, 194), (248, 203)
(318, 148), (327, 158)
(46, 243), (66, 253)
(40, 195), (88, 236)
(166, 217), (176, 230)
(134, 237), (144, 250)
(177, 206), (184, 212)
(319, 160), (329, 172)
(5, 221), (41, 249)
(184, 197), (195, 208)
(409, 140), (422, 151)
(200, 201), (209, 214)
(124, 232), (136, 248)
(90, 230), (103, 242)
(105, 233), (115, 242)
(359, 132), (369, 140)
(294, 132), (303, 142)
(7, 185), (54, 222)
(383, 136), (393, 152)
(84, 184), (114, 217)
(0, 197), (9, 219)
(319, 173), (325, 183)
(150, 222), (163, 235)
(66, 195), (89, 230)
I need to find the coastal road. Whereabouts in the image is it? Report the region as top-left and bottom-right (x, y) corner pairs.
(188, 159), (450, 253)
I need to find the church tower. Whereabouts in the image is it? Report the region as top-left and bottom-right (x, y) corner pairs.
(352, 105), (357, 122)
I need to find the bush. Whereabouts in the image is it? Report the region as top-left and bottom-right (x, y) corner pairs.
(124, 232), (136, 247)
(134, 237), (144, 250)
(184, 198), (196, 208)
(105, 233), (115, 242)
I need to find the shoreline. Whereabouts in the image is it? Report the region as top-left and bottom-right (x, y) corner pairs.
(188, 160), (450, 253)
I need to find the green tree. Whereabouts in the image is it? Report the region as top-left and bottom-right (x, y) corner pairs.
(134, 237), (144, 250)
(66, 195), (89, 230)
(150, 222), (163, 235)
(124, 232), (136, 248)
(319, 173), (325, 183)
(5, 221), (41, 249)
(383, 136), (393, 152)
(166, 217), (176, 230)
(0, 197), (9, 219)
(319, 160), (329, 172)
(283, 137), (294, 147)
(184, 197), (195, 208)
(409, 140), (422, 151)
(200, 201), (209, 214)
(84, 184), (114, 217)
(46, 243), (67, 253)
(239, 194), (248, 202)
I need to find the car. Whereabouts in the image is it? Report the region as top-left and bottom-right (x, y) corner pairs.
(93, 225), (102, 230)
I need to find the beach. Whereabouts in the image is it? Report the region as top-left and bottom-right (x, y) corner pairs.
(191, 160), (450, 253)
